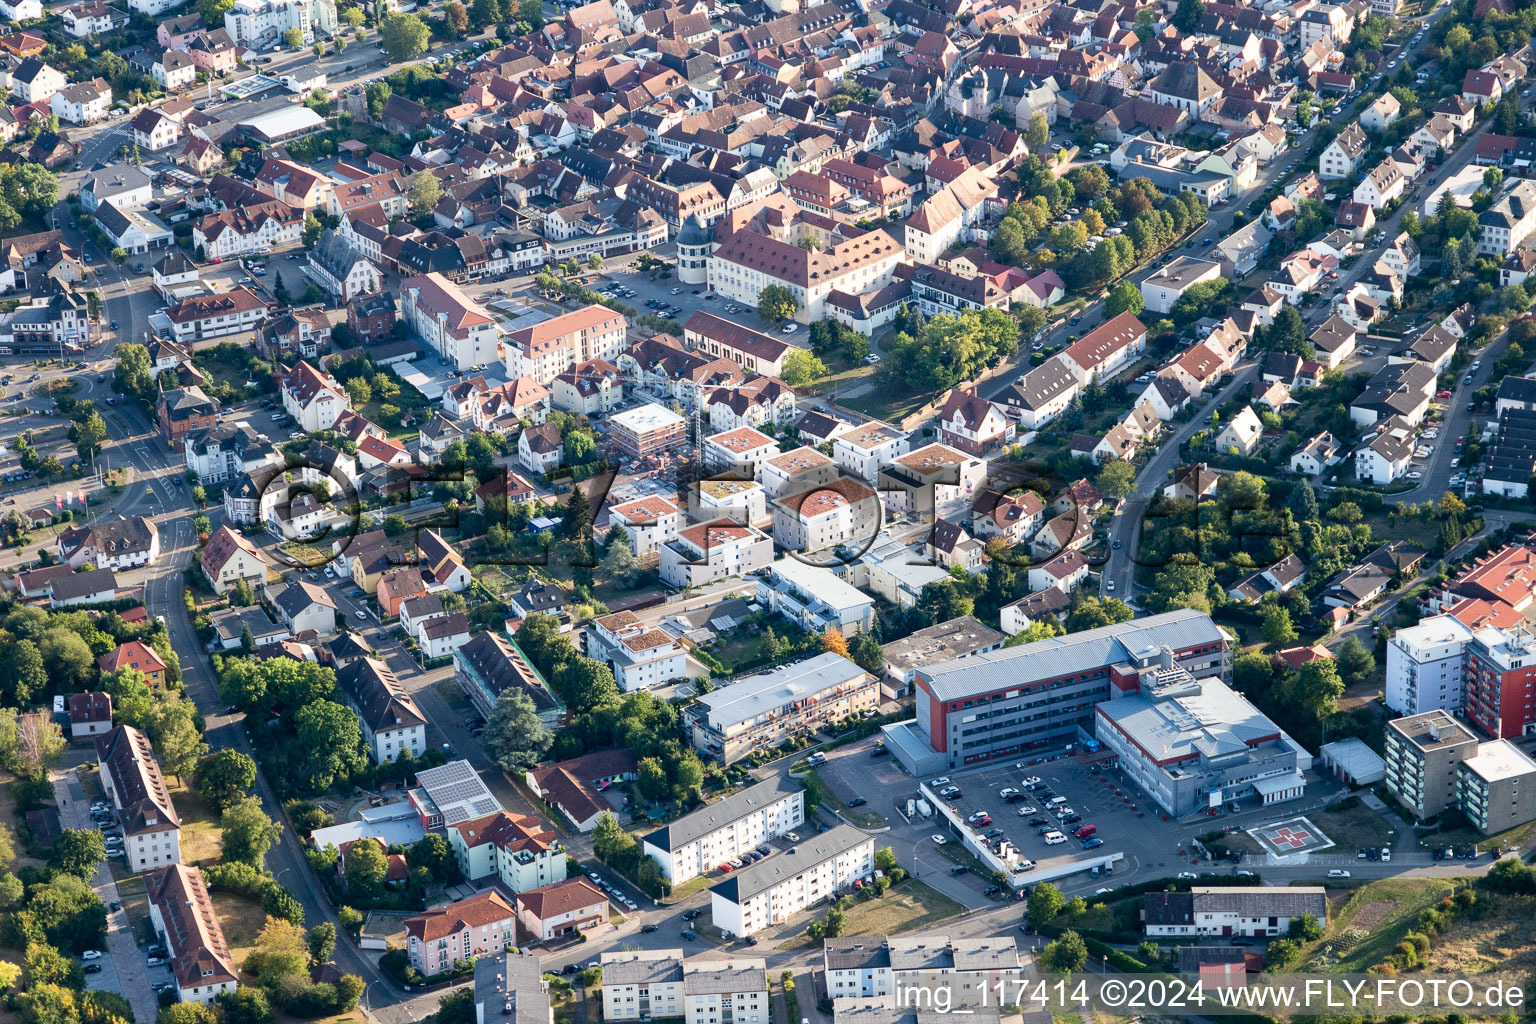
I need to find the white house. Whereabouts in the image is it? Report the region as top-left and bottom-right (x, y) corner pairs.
(280, 360), (349, 432)
(586, 610), (686, 692)
(1290, 431), (1339, 476)
(607, 495), (683, 558)
(1214, 406), (1263, 455)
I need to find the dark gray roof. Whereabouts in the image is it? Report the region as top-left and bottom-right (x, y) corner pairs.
(710, 823), (869, 903)
(644, 775), (803, 854)
(49, 567), (117, 601)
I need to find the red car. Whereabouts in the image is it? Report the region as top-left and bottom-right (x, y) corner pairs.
(718, 863), (734, 873)
(1437, 390), (1452, 398)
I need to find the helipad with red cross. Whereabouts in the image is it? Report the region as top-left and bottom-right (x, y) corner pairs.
(1247, 815), (1335, 857)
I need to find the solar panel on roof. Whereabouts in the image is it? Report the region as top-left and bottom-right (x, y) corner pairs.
(472, 798), (498, 816)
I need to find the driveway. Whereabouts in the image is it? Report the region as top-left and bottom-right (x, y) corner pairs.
(53, 771), (159, 1024)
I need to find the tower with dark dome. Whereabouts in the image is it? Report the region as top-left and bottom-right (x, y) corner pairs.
(676, 213), (712, 286)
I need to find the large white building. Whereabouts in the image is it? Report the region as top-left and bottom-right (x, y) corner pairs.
(708, 226), (905, 325)
(585, 610), (687, 692)
(503, 304), (627, 385)
(602, 950), (769, 1024)
(640, 776), (805, 885)
(1479, 179), (1536, 257)
(401, 272), (499, 371)
(659, 518), (773, 588)
(146, 865), (238, 1006)
(709, 823), (874, 937)
(96, 725), (182, 873)
(224, 0), (335, 46)
(336, 657), (427, 763)
(1385, 615), (1475, 716)
(824, 934), (1022, 999)
(687, 653), (879, 765)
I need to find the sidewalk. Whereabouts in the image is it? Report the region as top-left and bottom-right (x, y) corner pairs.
(53, 770), (159, 1024)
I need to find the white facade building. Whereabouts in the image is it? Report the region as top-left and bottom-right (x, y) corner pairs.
(709, 824), (874, 937)
(640, 776), (805, 885)
(1386, 615), (1475, 716)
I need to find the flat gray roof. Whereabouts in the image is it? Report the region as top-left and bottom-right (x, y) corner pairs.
(711, 823), (870, 903)
(917, 609), (1225, 702)
(695, 652), (869, 728)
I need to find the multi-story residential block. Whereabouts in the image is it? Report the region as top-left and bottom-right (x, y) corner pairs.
(603, 950), (769, 1024)
(1464, 623), (1536, 739)
(515, 878), (609, 941)
(1140, 257), (1222, 314)
(1457, 739), (1536, 834)
(660, 518), (773, 588)
(823, 934), (1022, 999)
(682, 312), (791, 378)
(585, 610), (686, 692)
(708, 226), (905, 325)
(1386, 615), (1476, 716)
(1479, 179), (1536, 257)
(146, 865), (238, 1005)
(609, 404), (688, 458)
(770, 476), (881, 554)
(401, 272), (499, 371)
(754, 559), (875, 637)
(881, 609), (1230, 775)
(1383, 709), (1478, 821)
(704, 426), (781, 478)
(165, 288), (268, 344)
(96, 725), (181, 872)
(337, 657), (427, 763)
(405, 891), (517, 977)
(503, 304), (627, 385)
(710, 823), (874, 936)
(607, 495), (683, 557)
(687, 653), (877, 765)
(640, 775), (804, 885)
(224, 0), (334, 46)
(832, 421), (910, 485)
(184, 423), (275, 484)
(935, 388), (1013, 456)
(760, 447), (839, 499)
(281, 360), (350, 433)
(49, 78), (113, 124)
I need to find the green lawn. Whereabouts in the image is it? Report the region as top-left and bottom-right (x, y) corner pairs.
(1313, 878), (1456, 973)
(841, 385), (932, 427)
(775, 880), (965, 950)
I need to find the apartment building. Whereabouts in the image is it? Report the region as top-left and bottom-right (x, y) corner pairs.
(165, 288), (268, 344)
(880, 609), (1231, 775)
(585, 610), (686, 692)
(824, 935), (1022, 999)
(602, 950), (769, 1024)
(1319, 123), (1367, 180)
(281, 359), (349, 433)
(707, 226), (904, 325)
(760, 447), (840, 499)
(515, 878), (609, 941)
(640, 775), (805, 885)
(404, 892), (517, 977)
(610, 404), (688, 458)
(57, 516), (159, 570)
(659, 519), (773, 588)
(1478, 179), (1536, 257)
(1464, 624), (1536, 739)
(704, 427), (781, 478)
(1386, 615), (1476, 716)
(607, 495), (684, 558)
(1457, 739), (1536, 834)
(687, 653), (878, 765)
(709, 823), (874, 937)
(770, 476), (881, 554)
(146, 865), (238, 1005)
(96, 725), (181, 872)
(832, 421), (910, 485)
(336, 657), (427, 764)
(1383, 709), (1478, 820)
(200, 525), (270, 595)
(1140, 257), (1222, 314)
(754, 559), (875, 637)
(401, 272), (499, 370)
(503, 304), (627, 385)
(448, 809), (568, 892)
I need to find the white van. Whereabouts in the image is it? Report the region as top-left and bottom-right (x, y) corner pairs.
(1043, 831), (1068, 845)
(1327, 869), (1351, 878)
(1046, 795), (1069, 809)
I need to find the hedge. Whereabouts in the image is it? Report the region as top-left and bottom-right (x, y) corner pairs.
(1083, 936), (1152, 973)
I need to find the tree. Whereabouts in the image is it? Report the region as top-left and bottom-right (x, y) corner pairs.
(850, 631), (884, 674)
(283, 26), (304, 47)
(591, 812), (633, 862)
(306, 922), (337, 967)
(1024, 112), (1050, 153)
(443, 0), (469, 34)
(1039, 930), (1088, 972)
(1287, 657), (1345, 723)
(196, 750), (258, 814)
(221, 797), (282, 867)
(554, 658), (617, 715)
(1, 640), (45, 708)
(821, 627), (849, 658)
(1289, 479), (1319, 522)
(758, 625), (783, 663)
(49, 829), (105, 881)
(1097, 460), (1136, 501)
(779, 349), (826, 387)
(407, 170), (443, 217)
(482, 688), (552, 771)
(345, 377), (372, 406)
(343, 838), (388, 897)
(757, 284), (798, 323)
(68, 412), (106, 463)
(364, 81), (392, 119)
(410, 835), (459, 884)
(219, 987), (272, 1024)
(1288, 913), (1324, 942)
(243, 919), (310, 987)
(1234, 651), (1274, 694)
(294, 700), (367, 791)
(1026, 882), (1065, 927)
(1336, 635), (1375, 687)
(602, 531), (637, 585)
(378, 13), (430, 60)
(587, 254), (602, 271)
(1105, 281), (1145, 317)
(469, 0), (504, 27)
(1261, 605), (1297, 648)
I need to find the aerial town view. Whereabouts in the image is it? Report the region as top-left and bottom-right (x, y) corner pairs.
(3, 0), (1536, 1016)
